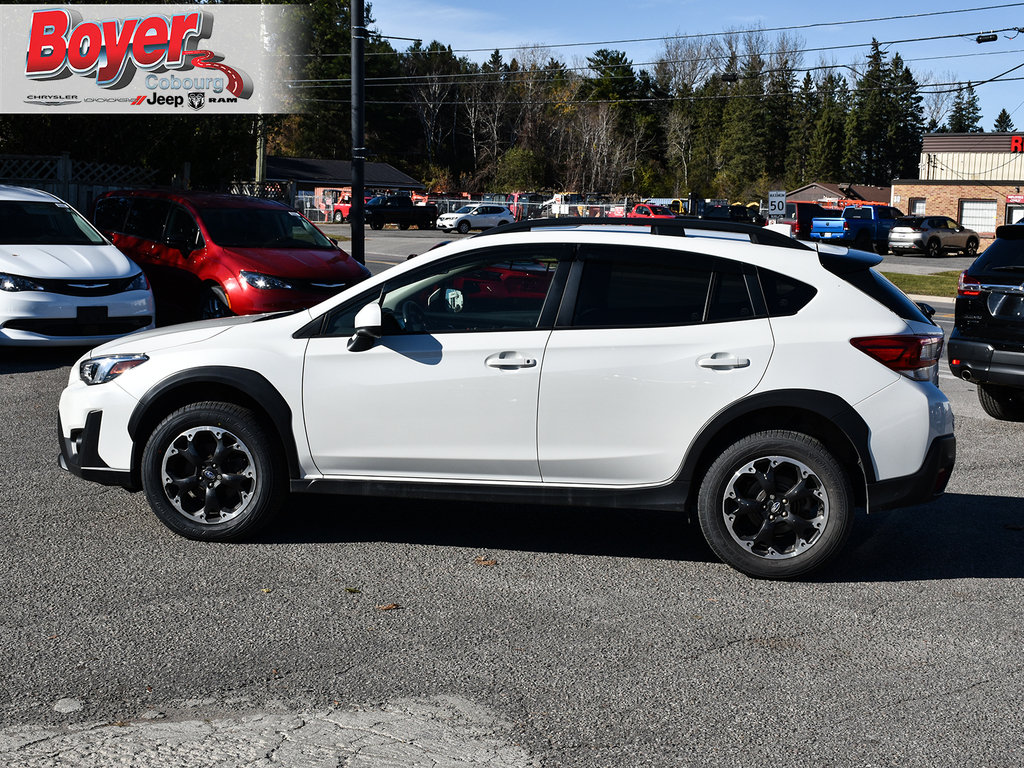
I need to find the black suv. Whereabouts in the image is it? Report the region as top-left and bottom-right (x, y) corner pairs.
(948, 225), (1024, 420)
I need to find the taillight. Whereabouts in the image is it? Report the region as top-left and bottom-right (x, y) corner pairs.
(793, 222), (802, 235)
(957, 271), (981, 297)
(843, 220), (849, 232)
(850, 334), (944, 382)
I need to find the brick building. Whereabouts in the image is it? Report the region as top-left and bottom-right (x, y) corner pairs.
(892, 132), (1024, 248)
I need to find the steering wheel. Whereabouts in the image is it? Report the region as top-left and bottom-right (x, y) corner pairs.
(399, 300), (428, 333)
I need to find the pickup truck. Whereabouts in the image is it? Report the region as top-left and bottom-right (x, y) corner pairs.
(810, 204), (903, 253)
(362, 195), (438, 230)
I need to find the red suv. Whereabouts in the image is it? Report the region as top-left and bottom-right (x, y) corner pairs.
(93, 191), (370, 322)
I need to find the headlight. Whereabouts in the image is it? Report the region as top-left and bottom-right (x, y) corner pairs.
(79, 354), (149, 385)
(0, 273), (45, 292)
(125, 272), (148, 291)
(239, 271), (293, 290)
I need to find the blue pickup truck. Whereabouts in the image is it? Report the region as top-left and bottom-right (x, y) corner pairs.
(810, 204), (904, 254)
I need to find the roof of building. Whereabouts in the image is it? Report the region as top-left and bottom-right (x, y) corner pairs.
(787, 182), (891, 203)
(265, 157), (424, 189)
(921, 132), (1016, 153)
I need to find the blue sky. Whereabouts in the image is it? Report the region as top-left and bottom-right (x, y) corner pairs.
(369, 0), (1024, 130)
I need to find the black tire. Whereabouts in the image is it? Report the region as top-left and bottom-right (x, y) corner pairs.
(457, 220), (471, 234)
(964, 238), (979, 258)
(925, 238), (942, 258)
(422, 219), (436, 230)
(496, 220), (510, 227)
(977, 383), (1024, 421)
(333, 210), (343, 223)
(200, 285), (233, 320)
(853, 232), (871, 251)
(697, 430), (854, 579)
(141, 402), (286, 541)
(398, 223), (410, 230)
(875, 241), (888, 255)
(369, 221), (384, 230)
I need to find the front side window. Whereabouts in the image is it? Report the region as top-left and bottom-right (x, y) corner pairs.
(165, 207), (203, 249)
(93, 197), (129, 233)
(322, 246), (565, 337)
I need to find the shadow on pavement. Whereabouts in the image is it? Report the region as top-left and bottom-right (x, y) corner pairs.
(0, 346), (81, 374)
(262, 493), (716, 564)
(264, 491), (1024, 580)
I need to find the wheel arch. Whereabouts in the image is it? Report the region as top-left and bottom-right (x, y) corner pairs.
(678, 390), (872, 509)
(127, 367), (301, 488)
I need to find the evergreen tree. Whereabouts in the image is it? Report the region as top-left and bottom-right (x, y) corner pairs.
(843, 41), (890, 183)
(808, 72), (847, 181)
(784, 72), (819, 188)
(947, 84), (983, 133)
(994, 109), (1015, 132)
(717, 52), (767, 199)
(763, 46), (797, 182)
(886, 53), (924, 180)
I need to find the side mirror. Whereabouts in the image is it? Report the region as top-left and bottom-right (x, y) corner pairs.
(347, 302), (382, 351)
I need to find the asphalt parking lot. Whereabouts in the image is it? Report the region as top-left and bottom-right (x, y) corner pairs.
(1, 237), (1022, 767)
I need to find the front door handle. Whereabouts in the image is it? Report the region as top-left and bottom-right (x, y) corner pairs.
(697, 352), (750, 370)
(485, 351), (537, 369)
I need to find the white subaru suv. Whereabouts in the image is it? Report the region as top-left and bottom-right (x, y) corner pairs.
(58, 218), (955, 579)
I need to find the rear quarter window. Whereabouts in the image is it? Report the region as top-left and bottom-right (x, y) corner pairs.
(971, 236), (1024, 271)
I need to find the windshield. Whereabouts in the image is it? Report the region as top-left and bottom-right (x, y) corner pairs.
(649, 205), (673, 216)
(0, 200), (107, 245)
(197, 207), (335, 249)
(454, 206), (475, 214)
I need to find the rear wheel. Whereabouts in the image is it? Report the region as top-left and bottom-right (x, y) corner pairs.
(925, 238), (942, 258)
(964, 238), (979, 257)
(977, 383), (1024, 421)
(697, 430), (854, 579)
(141, 402), (286, 541)
(369, 221), (383, 230)
(399, 223), (410, 230)
(853, 232), (871, 251)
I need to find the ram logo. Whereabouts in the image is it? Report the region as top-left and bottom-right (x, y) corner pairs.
(187, 92), (206, 111)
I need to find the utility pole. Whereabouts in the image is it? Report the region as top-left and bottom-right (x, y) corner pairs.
(350, 0), (366, 264)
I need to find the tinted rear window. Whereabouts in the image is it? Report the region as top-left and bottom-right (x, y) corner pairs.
(839, 269), (930, 324)
(971, 235), (1024, 271)
(895, 217), (923, 227)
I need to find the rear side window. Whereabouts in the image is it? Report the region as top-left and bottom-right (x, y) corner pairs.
(124, 198), (170, 240)
(820, 253), (930, 323)
(571, 247), (755, 328)
(94, 196), (129, 232)
(757, 268), (817, 317)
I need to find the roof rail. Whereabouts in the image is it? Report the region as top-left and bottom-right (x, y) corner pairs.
(478, 216), (811, 250)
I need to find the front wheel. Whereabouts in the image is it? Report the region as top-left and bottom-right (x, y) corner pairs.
(333, 211), (343, 223)
(457, 220), (471, 234)
(697, 430), (854, 579)
(200, 285), (233, 320)
(964, 238), (979, 258)
(977, 383), (1024, 421)
(369, 221), (384, 230)
(141, 402), (286, 541)
(398, 223), (410, 230)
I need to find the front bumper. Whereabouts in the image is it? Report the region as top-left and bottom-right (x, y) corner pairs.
(866, 434), (956, 511)
(57, 410), (136, 489)
(948, 336), (1024, 387)
(0, 289), (154, 346)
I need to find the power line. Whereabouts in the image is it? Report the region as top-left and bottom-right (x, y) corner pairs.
(363, 2), (1024, 56)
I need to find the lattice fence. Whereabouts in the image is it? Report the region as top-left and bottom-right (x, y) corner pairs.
(0, 153), (156, 212)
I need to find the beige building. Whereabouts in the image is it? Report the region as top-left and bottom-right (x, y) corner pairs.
(892, 133), (1024, 248)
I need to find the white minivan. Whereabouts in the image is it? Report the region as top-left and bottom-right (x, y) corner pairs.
(0, 185), (154, 346)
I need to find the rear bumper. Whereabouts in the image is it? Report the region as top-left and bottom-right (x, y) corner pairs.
(948, 336), (1024, 387)
(867, 434), (956, 511)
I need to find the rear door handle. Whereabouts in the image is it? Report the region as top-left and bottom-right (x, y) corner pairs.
(485, 351), (537, 369)
(697, 352), (750, 370)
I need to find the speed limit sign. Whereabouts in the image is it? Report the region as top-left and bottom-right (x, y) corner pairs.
(768, 190), (786, 220)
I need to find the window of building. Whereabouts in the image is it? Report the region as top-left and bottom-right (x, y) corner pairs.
(909, 198), (926, 216)
(959, 200), (997, 234)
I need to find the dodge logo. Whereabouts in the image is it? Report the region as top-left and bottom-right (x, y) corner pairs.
(188, 92), (205, 111)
